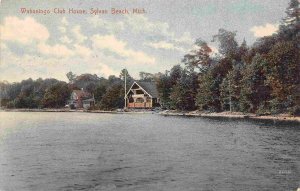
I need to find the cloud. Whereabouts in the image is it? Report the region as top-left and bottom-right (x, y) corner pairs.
(174, 32), (193, 45)
(0, 15), (188, 82)
(125, 15), (173, 41)
(0, 41), (7, 50)
(144, 41), (185, 52)
(0, 16), (49, 44)
(92, 34), (155, 65)
(144, 32), (193, 52)
(250, 23), (279, 37)
(58, 26), (66, 33)
(92, 35), (126, 54)
(61, 17), (69, 26)
(0, 48), (69, 82)
(60, 36), (72, 44)
(87, 17), (125, 34)
(58, 17), (69, 34)
(71, 25), (87, 43)
(73, 44), (92, 58)
(37, 42), (91, 58)
(88, 15), (193, 54)
(37, 43), (74, 58)
(125, 15), (193, 52)
(99, 64), (119, 77)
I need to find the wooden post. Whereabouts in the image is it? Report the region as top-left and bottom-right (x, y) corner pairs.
(124, 69), (127, 109)
(229, 81), (232, 112)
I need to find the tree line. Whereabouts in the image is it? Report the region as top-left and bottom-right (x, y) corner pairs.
(156, 0), (299, 115)
(0, 70), (130, 110)
(0, 0), (299, 114)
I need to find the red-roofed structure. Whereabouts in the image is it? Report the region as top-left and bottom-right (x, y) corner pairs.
(68, 89), (95, 109)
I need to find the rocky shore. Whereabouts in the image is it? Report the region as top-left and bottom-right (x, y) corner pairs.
(159, 110), (300, 123)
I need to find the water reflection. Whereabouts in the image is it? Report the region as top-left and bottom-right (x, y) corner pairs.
(0, 112), (299, 191)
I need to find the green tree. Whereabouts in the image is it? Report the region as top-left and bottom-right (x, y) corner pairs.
(119, 69), (134, 91)
(265, 41), (300, 113)
(72, 73), (101, 92)
(42, 82), (71, 108)
(158, 65), (186, 109)
(156, 71), (172, 109)
(182, 39), (212, 72)
(66, 71), (76, 84)
(139, 72), (155, 82)
(282, 0), (299, 26)
(170, 70), (198, 111)
(93, 78), (108, 106)
(239, 54), (270, 113)
(197, 69), (223, 112)
(212, 28), (239, 57)
(220, 67), (242, 112)
(278, 0), (299, 41)
(169, 65), (183, 85)
(120, 69), (133, 82)
(100, 84), (124, 110)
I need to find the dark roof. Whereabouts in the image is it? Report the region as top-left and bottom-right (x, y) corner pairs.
(82, 98), (95, 102)
(72, 90), (91, 98)
(135, 81), (159, 98)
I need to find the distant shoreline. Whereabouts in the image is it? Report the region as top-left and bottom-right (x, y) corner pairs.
(1, 108), (300, 124)
(160, 110), (300, 124)
(0, 108), (155, 114)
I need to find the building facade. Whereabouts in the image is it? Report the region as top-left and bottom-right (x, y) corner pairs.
(68, 89), (95, 109)
(126, 81), (160, 108)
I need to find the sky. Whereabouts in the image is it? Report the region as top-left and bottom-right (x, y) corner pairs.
(0, 0), (288, 82)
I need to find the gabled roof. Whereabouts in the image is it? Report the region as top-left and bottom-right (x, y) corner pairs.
(127, 81), (159, 98)
(72, 90), (91, 98)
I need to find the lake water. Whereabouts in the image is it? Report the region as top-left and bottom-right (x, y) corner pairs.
(0, 112), (299, 191)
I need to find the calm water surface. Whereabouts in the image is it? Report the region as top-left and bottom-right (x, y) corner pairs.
(0, 112), (299, 191)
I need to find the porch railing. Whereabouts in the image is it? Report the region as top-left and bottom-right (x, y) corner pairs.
(128, 102), (152, 108)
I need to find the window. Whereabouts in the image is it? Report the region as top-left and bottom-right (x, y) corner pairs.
(136, 98), (144, 103)
(129, 97), (134, 103)
(136, 90), (144, 94)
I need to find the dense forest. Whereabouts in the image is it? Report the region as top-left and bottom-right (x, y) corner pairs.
(156, 0), (299, 115)
(0, 0), (299, 115)
(0, 70), (134, 110)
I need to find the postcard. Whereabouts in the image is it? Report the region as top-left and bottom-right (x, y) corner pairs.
(0, 0), (299, 190)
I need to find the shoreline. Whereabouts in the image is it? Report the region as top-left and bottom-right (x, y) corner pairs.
(159, 110), (300, 123)
(0, 108), (156, 114)
(1, 108), (300, 123)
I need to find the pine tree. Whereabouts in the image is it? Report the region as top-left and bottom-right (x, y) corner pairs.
(156, 72), (172, 109)
(283, 0), (299, 26)
(279, 0), (300, 41)
(100, 84), (124, 110)
(239, 54), (270, 113)
(266, 41), (300, 113)
(220, 67), (242, 112)
(197, 70), (222, 112)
